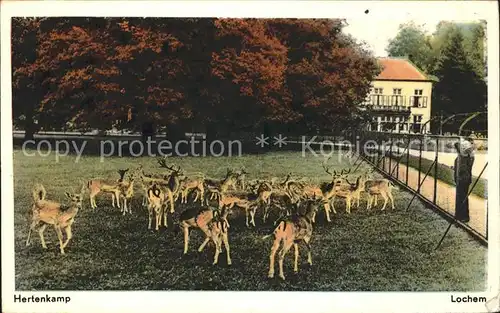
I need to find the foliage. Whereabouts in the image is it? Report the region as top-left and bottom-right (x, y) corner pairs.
(12, 18), (379, 139)
(431, 29), (487, 132)
(386, 22), (434, 73)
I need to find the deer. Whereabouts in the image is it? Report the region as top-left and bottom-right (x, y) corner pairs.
(156, 157), (184, 214)
(211, 189), (261, 227)
(178, 206), (232, 265)
(319, 158), (356, 215)
(365, 178), (397, 211)
(26, 183), (85, 254)
(178, 174), (206, 205)
(263, 197), (321, 280)
(87, 169), (130, 210)
(145, 183), (168, 230)
(117, 171), (137, 216)
(234, 167), (249, 191)
(204, 168), (240, 205)
(324, 174), (365, 214)
(261, 174), (303, 223)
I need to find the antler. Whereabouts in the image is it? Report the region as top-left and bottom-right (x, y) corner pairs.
(157, 157), (181, 173)
(322, 157), (334, 176)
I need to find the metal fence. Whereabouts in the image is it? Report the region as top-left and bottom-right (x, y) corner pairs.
(350, 130), (488, 245)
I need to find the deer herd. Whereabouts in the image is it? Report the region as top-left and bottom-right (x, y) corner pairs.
(25, 156), (397, 280)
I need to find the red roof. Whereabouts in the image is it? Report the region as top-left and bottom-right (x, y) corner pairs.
(376, 58), (429, 81)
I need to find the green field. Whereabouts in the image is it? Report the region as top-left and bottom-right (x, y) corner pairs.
(13, 149), (486, 291)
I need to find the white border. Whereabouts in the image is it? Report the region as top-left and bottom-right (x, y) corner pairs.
(1, 1), (499, 313)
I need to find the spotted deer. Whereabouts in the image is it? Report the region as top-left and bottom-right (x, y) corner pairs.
(263, 198), (321, 280)
(178, 206), (232, 265)
(365, 178), (397, 211)
(26, 183), (85, 254)
(145, 183), (168, 230)
(87, 169), (129, 210)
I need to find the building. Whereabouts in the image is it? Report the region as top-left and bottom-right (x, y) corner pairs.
(360, 57), (435, 133)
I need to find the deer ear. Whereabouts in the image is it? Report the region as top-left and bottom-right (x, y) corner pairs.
(65, 192), (72, 198)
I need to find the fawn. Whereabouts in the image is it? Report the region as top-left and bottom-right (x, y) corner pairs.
(26, 184), (85, 254)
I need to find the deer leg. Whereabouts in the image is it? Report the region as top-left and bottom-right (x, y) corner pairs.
(183, 226), (190, 254)
(163, 206), (168, 228)
(198, 237), (211, 252)
(212, 237), (221, 265)
(38, 224), (48, 249)
(323, 201), (332, 222)
(147, 205), (152, 229)
(155, 209), (161, 231)
(54, 225), (65, 254)
(26, 218), (39, 246)
(293, 243), (300, 273)
(268, 238), (281, 278)
(263, 205), (269, 223)
(250, 206), (257, 227)
(278, 239), (294, 280)
(61, 225), (72, 248)
(304, 237), (312, 266)
(380, 193), (388, 211)
(388, 191), (395, 210)
(223, 233), (232, 265)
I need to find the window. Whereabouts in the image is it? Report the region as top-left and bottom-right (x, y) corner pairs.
(393, 88), (402, 95)
(373, 88), (384, 105)
(414, 89), (423, 96)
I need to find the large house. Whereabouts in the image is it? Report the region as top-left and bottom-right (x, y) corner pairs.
(360, 57), (435, 133)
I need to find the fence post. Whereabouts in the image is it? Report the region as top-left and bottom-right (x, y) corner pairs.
(379, 136), (384, 171)
(433, 136), (439, 204)
(417, 135), (423, 192)
(389, 135), (392, 174)
(395, 135), (400, 180)
(406, 134), (410, 186)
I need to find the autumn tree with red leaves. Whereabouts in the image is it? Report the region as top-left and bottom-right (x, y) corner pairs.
(12, 17), (379, 140)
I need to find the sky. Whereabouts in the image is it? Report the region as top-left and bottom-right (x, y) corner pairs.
(342, 17), (442, 57)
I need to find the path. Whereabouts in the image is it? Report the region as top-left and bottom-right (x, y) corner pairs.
(393, 147), (488, 179)
(379, 158), (487, 237)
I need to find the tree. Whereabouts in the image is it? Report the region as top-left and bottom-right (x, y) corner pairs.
(386, 22), (433, 72)
(432, 29), (487, 133)
(268, 19), (380, 134)
(12, 18), (380, 139)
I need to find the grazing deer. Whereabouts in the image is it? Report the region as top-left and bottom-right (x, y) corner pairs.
(261, 175), (303, 223)
(26, 183), (85, 254)
(212, 190), (260, 227)
(206, 212), (232, 266)
(87, 169), (129, 210)
(365, 178), (397, 211)
(179, 206), (232, 265)
(178, 174), (206, 205)
(204, 168), (240, 204)
(263, 198), (321, 280)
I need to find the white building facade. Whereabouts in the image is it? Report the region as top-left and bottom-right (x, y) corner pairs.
(360, 57), (435, 133)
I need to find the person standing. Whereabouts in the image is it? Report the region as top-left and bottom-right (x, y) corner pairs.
(453, 138), (475, 223)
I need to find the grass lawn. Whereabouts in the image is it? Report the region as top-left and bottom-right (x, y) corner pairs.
(389, 154), (487, 199)
(12, 149), (486, 291)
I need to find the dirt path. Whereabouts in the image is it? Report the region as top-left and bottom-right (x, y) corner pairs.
(392, 147), (488, 179)
(380, 158), (487, 237)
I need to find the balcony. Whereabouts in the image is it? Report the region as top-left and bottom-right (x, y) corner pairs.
(360, 94), (428, 112)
